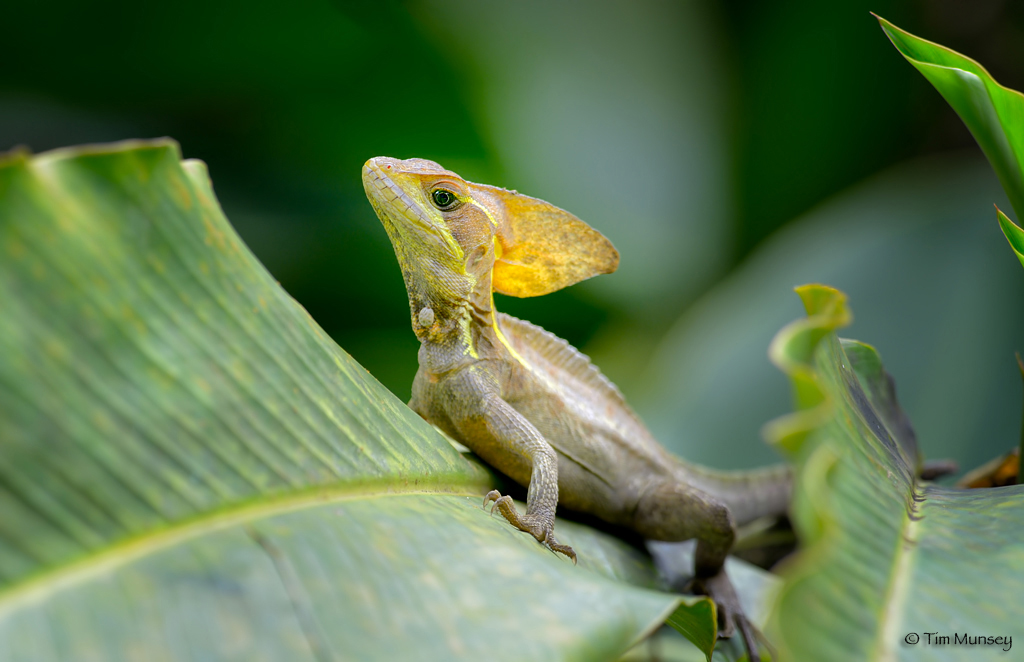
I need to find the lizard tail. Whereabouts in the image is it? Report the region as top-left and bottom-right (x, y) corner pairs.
(684, 463), (793, 527)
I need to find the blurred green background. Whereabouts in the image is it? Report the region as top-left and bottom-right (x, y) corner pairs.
(5, 0), (1024, 476)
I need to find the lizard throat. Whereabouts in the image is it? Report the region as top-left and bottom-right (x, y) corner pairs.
(415, 269), (527, 375)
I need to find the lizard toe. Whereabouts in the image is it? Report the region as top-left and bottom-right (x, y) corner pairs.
(489, 495), (516, 518)
(480, 492), (576, 563)
(482, 490), (502, 509)
(544, 532), (577, 564)
(690, 570), (764, 662)
(483, 491), (531, 532)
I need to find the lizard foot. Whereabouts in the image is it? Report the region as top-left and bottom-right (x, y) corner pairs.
(689, 571), (763, 662)
(482, 490), (577, 564)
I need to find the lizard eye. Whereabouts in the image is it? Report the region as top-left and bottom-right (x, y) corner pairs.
(430, 188), (460, 211)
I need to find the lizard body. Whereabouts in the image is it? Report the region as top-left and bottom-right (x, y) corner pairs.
(362, 156), (790, 651)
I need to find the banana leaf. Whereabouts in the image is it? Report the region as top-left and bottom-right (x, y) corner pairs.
(765, 285), (1024, 660)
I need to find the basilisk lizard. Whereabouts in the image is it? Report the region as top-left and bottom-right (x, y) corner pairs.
(362, 156), (791, 656)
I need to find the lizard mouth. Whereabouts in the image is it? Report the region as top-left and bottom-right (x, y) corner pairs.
(362, 158), (437, 234)
(362, 157), (467, 271)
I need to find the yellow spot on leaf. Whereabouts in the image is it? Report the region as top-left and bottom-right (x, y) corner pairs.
(146, 366), (174, 390)
(229, 358), (249, 382)
(92, 410), (113, 432)
(202, 214), (226, 250)
(170, 172), (193, 211)
(5, 237), (25, 259)
(44, 338), (67, 361)
(136, 158), (151, 183)
(120, 303), (147, 335)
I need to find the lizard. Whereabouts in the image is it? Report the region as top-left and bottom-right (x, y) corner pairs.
(361, 156), (791, 657)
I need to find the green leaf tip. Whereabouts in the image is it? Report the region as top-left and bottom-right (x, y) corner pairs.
(793, 284), (849, 320)
(664, 596), (718, 661)
(997, 206), (1024, 271)
(764, 285), (853, 456)
(876, 16), (1024, 221)
(873, 14), (983, 73)
(768, 284), (851, 374)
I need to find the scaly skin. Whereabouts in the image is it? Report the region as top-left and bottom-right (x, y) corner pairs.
(362, 156), (790, 655)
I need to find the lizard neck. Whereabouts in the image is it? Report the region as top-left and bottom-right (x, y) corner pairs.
(414, 266), (509, 375)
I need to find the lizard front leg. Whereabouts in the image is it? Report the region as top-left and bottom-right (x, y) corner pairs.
(444, 372), (575, 562)
(478, 397), (576, 562)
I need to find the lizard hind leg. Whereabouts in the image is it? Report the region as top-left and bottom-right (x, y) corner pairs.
(483, 490), (577, 563)
(631, 481), (736, 572)
(633, 481), (763, 659)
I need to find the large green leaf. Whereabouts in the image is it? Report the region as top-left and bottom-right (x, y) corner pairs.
(0, 139), (709, 660)
(764, 285), (1024, 660)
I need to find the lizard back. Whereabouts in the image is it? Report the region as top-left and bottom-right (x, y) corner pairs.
(496, 313), (675, 475)
(496, 312), (791, 526)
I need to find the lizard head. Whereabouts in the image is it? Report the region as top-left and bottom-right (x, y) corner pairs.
(362, 156), (618, 339)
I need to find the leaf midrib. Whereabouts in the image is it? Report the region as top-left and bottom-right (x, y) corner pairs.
(872, 481), (925, 661)
(0, 474), (492, 619)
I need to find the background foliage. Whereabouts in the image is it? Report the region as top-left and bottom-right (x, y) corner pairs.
(5, 1), (1024, 476)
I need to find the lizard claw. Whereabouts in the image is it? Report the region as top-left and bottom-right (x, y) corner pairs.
(481, 490), (577, 563)
(490, 495), (514, 516)
(543, 530), (577, 564)
(483, 490), (524, 526)
(482, 490), (502, 509)
(482, 489), (514, 517)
